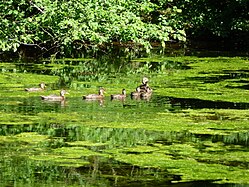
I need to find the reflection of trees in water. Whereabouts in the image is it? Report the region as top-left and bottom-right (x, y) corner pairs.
(212, 132), (249, 147)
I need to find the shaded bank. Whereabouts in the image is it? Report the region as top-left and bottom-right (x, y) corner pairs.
(1, 41), (248, 62)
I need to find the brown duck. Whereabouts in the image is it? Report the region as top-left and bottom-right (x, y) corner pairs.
(138, 77), (151, 92)
(41, 90), (68, 101)
(130, 87), (141, 98)
(140, 87), (153, 98)
(130, 77), (153, 100)
(25, 83), (46, 92)
(111, 89), (126, 100)
(83, 88), (105, 100)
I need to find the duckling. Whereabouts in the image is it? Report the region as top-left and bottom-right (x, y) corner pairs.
(139, 82), (149, 93)
(111, 89), (126, 100)
(83, 88), (105, 100)
(141, 87), (153, 99)
(131, 87), (140, 97)
(25, 82), (46, 92)
(41, 90), (68, 101)
(130, 87), (141, 100)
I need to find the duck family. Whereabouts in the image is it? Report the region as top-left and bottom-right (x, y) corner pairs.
(131, 77), (153, 99)
(26, 77), (152, 102)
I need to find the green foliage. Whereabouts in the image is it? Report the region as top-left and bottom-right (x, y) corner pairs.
(175, 0), (249, 37)
(1, 0), (248, 56)
(0, 0), (186, 55)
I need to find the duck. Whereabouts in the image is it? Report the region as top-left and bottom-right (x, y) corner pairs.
(131, 87), (141, 97)
(140, 77), (153, 93)
(138, 77), (151, 92)
(131, 77), (153, 100)
(139, 82), (149, 93)
(83, 88), (105, 100)
(25, 82), (46, 92)
(140, 87), (153, 99)
(111, 89), (126, 100)
(41, 90), (68, 101)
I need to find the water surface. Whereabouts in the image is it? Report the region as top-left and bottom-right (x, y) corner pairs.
(1, 55), (249, 186)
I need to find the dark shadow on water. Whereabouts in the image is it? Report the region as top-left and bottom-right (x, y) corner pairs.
(187, 70), (249, 84)
(166, 97), (249, 110)
(114, 181), (249, 187)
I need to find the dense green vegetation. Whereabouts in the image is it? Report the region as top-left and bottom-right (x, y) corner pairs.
(177, 0), (249, 37)
(0, 0), (185, 56)
(1, 0), (248, 57)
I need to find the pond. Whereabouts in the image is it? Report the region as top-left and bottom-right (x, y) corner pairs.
(1, 53), (249, 187)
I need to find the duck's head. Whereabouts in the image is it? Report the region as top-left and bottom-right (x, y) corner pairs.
(122, 89), (126, 95)
(142, 77), (149, 84)
(40, 82), (46, 89)
(99, 88), (105, 95)
(60, 90), (69, 96)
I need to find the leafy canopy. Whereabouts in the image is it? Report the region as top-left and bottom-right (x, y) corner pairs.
(0, 0), (186, 54)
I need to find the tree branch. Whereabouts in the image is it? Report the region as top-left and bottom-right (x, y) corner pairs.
(29, 1), (44, 14)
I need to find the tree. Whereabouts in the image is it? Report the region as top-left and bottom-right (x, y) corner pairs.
(0, 0), (186, 56)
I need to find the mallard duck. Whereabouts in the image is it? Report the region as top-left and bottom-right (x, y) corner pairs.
(131, 87), (140, 97)
(130, 87), (142, 100)
(139, 77), (153, 94)
(41, 90), (68, 101)
(138, 77), (151, 92)
(131, 77), (153, 100)
(25, 82), (46, 92)
(139, 82), (149, 93)
(111, 89), (126, 100)
(83, 88), (105, 100)
(141, 87), (153, 98)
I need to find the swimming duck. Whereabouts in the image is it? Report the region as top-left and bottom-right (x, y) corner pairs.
(41, 90), (68, 101)
(138, 77), (152, 92)
(111, 89), (126, 100)
(131, 87), (141, 97)
(25, 83), (46, 92)
(83, 88), (105, 100)
(131, 77), (153, 100)
(140, 77), (153, 93)
(140, 87), (153, 98)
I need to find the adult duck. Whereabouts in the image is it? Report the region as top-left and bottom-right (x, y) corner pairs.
(41, 90), (68, 101)
(25, 82), (46, 92)
(83, 88), (105, 100)
(138, 77), (151, 92)
(111, 89), (126, 100)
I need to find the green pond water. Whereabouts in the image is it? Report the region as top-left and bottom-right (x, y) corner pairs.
(1, 54), (249, 187)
